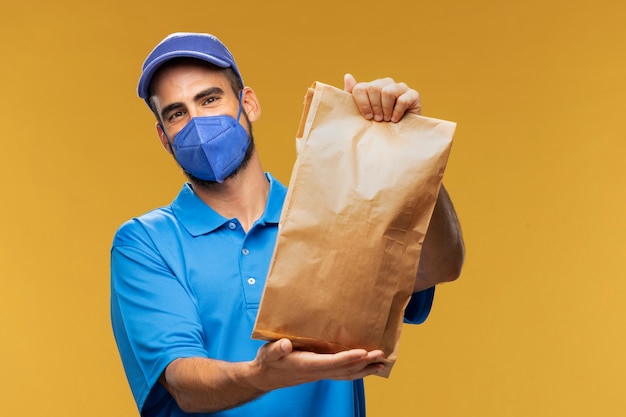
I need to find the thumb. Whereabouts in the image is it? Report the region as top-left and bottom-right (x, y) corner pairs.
(260, 339), (293, 362)
(344, 73), (357, 93)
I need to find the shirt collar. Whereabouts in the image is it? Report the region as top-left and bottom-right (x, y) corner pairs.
(171, 173), (287, 237)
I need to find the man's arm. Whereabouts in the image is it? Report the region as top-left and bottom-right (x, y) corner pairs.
(344, 74), (465, 292)
(159, 339), (385, 413)
(413, 184), (464, 291)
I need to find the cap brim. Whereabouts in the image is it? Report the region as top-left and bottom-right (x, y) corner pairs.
(137, 51), (232, 100)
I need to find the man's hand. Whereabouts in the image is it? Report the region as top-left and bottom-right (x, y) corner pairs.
(344, 73), (422, 122)
(249, 339), (386, 390)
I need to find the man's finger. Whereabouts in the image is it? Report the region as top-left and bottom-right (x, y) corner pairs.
(343, 73), (357, 93)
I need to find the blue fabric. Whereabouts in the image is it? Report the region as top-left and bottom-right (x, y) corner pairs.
(137, 32), (243, 104)
(110, 173), (434, 417)
(404, 286), (435, 324)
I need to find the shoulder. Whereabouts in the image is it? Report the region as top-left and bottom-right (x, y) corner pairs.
(112, 185), (195, 248)
(112, 205), (178, 248)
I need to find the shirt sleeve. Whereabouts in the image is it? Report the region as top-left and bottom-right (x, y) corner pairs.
(403, 286), (436, 324)
(110, 219), (208, 414)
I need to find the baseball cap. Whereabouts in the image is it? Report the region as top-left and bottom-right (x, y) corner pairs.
(137, 32), (243, 105)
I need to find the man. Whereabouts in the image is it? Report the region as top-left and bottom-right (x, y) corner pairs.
(111, 32), (464, 417)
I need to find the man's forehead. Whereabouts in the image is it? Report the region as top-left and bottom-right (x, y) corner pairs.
(149, 59), (230, 99)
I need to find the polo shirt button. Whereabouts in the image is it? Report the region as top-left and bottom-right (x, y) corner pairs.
(228, 222), (237, 230)
(247, 277), (256, 285)
(242, 248), (249, 256)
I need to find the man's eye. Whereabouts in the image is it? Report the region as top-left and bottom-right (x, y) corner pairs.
(203, 96), (218, 105)
(168, 111), (185, 121)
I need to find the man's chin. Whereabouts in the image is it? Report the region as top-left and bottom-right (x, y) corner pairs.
(181, 134), (255, 188)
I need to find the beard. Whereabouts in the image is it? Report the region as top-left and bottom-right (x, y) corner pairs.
(183, 131), (256, 188)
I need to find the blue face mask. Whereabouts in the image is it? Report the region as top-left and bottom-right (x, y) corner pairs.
(167, 105), (250, 183)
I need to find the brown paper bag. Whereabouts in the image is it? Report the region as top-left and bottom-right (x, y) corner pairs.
(252, 81), (456, 376)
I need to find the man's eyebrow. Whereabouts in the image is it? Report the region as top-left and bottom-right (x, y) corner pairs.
(194, 87), (225, 102)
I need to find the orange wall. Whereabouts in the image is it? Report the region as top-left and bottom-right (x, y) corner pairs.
(1, 0), (624, 416)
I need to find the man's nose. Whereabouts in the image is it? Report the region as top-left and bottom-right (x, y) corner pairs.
(187, 107), (200, 119)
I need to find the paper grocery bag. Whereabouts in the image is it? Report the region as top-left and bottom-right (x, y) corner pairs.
(252, 81), (456, 376)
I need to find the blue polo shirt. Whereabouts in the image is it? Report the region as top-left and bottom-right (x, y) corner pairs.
(110, 173), (434, 417)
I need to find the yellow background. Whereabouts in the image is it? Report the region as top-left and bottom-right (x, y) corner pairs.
(1, 0), (624, 416)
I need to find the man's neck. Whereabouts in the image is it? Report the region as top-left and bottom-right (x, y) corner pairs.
(190, 153), (270, 232)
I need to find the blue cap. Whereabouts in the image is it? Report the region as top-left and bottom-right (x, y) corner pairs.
(137, 32), (243, 104)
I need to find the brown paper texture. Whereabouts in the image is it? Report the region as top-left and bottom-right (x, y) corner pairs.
(252, 81), (456, 376)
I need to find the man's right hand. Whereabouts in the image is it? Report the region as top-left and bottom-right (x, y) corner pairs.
(247, 338), (386, 391)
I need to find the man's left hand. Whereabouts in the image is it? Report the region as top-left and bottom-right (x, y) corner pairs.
(344, 73), (422, 123)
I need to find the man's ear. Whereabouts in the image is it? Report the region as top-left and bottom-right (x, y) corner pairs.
(240, 86), (261, 123)
(156, 122), (173, 154)
(155, 122), (174, 155)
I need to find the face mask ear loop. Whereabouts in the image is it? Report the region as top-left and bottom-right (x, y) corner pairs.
(159, 123), (175, 147)
(236, 90), (244, 122)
